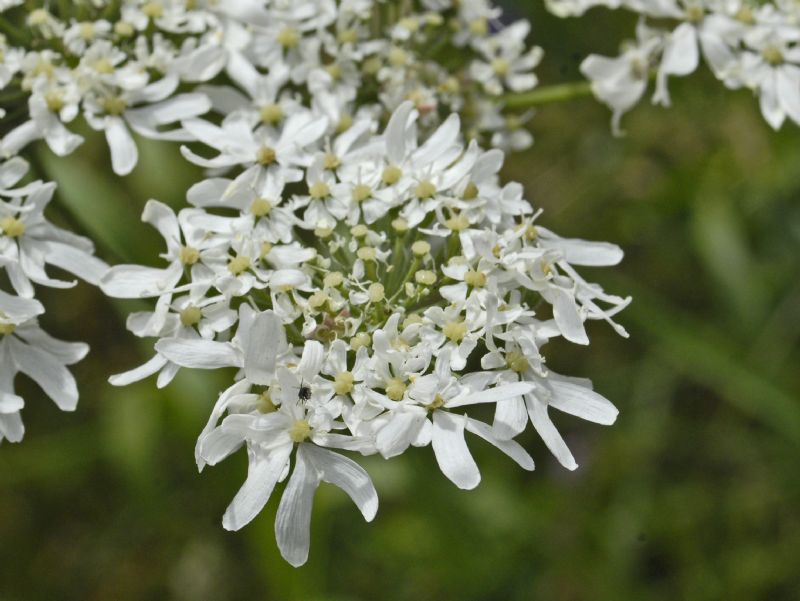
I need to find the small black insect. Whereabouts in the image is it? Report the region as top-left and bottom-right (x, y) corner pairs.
(298, 385), (312, 402)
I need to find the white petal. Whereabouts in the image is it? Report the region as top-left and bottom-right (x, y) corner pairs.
(492, 395), (529, 440)
(108, 353), (168, 386)
(222, 444), (292, 531)
(275, 447), (321, 567)
(447, 381), (534, 408)
(526, 395), (578, 470)
(100, 263), (182, 298)
(106, 117), (138, 176)
(466, 417), (534, 470)
(9, 337), (84, 411)
(548, 379), (618, 425)
(304, 444), (378, 521)
(432, 411), (480, 490)
(239, 308), (285, 385)
(155, 338), (241, 369)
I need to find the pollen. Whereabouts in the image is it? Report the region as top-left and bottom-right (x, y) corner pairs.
(102, 95), (127, 116)
(309, 181), (330, 199)
(93, 58), (115, 74)
(228, 254), (251, 275)
(1, 216), (25, 238)
(45, 90), (65, 112)
(415, 180), (437, 199)
(142, 1), (164, 18)
(256, 391), (277, 414)
(179, 305), (202, 327)
(382, 165), (403, 185)
(426, 393), (446, 412)
(256, 146), (277, 166)
(491, 58), (511, 76)
(259, 103), (284, 125)
(79, 22), (95, 40)
(289, 419), (312, 443)
(336, 113), (353, 133)
(350, 332), (371, 351)
(506, 351), (530, 374)
(323, 153), (340, 170)
(443, 319), (467, 342)
(277, 26), (300, 49)
(334, 371), (355, 395)
(352, 184), (372, 203)
(337, 29), (359, 44)
(462, 181), (479, 200)
(445, 213), (469, 231)
(762, 45), (784, 66)
(250, 197), (272, 217)
(464, 270), (486, 287)
(385, 378), (407, 400)
(179, 246), (200, 265)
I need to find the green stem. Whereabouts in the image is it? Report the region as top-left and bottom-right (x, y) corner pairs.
(502, 81), (594, 110)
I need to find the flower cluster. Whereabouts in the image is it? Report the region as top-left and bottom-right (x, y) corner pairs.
(0, 0), (635, 567)
(102, 100), (630, 565)
(0, 156), (106, 443)
(548, 0), (800, 133)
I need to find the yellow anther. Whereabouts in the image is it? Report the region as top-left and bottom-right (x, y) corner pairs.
(337, 29), (358, 44)
(179, 305), (202, 327)
(256, 146), (276, 166)
(309, 181), (330, 199)
(382, 165), (403, 185)
(464, 270), (486, 288)
(352, 184), (372, 203)
(93, 58), (115, 74)
(362, 56), (382, 75)
(259, 242), (273, 259)
(462, 181), (479, 200)
(256, 391), (277, 413)
(388, 46), (407, 67)
(415, 180), (437, 199)
(277, 27), (300, 49)
(314, 226), (333, 238)
(336, 112), (353, 133)
(142, 1), (164, 18)
(114, 21), (134, 37)
(45, 90), (64, 112)
(762, 45), (783, 66)
(426, 393), (446, 412)
(506, 351), (530, 374)
(469, 17), (488, 36)
(102, 96), (127, 116)
(259, 103), (283, 125)
(227, 254), (251, 275)
(443, 319), (467, 342)
(350, 332), (371, 351)
(385, 378), (407, 401)
(0, 216), (25, 238)
(289, 419), (312, 442)
(325, 63), (342, 81)
(78, 22), (95, 40)
(323, 153), (340, 170)
(179, 246), (200, 265)
(334, 371), (355, 395)
(28, 9), (49, 25)
(307, 291), (329, 310)
(250, 197), (272, 217)
(525, 225), (538, 241)
(445, 214), (469, 232)
(491, 58), (511, 76)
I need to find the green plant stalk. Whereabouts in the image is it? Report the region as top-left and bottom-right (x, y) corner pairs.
(502, 81), (595, 110)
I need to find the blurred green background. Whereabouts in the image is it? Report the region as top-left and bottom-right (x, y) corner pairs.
(2, 4), (800, 600)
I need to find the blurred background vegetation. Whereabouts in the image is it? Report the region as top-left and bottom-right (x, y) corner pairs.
(2, 3), (800, 600)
